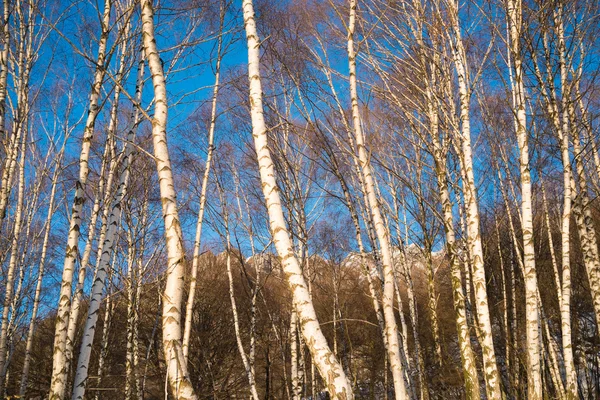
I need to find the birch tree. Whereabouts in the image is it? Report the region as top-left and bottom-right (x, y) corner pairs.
(49, 1), (112, 397)
(506, 0), (542, 397)
(140, 0), (197, 398)
(242, 0), (354, 397)
(182, 1), (224, 360)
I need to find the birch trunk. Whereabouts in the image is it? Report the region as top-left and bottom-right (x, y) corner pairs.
(0, 0), (12, 226)
(432, 144), (480, 399)
(570, 135), (600, 327)
(346, 1), (407, 397)
(64, 122), (115, 374)
(93, 280), (115, 400)
(218, 179), (260, 399)
(126, 229), (136, 400)
(71, 31), (139, 400)
(290, 311), (301, 400)
(541, 182), (562, 306)
(552, 10), (578, 397)
(0, 122), (26, 393)
(182, 7), (223, 359)
(447, 4), (502, 395)
(242, 0), (353, 396)
(125, 47), (146, 400)
(49, 2), (111, 397)
(140, 1), (197, 398)
(507, 1), (541, 397)
(19, 150), (63, 396)
(0, 0), (8, 148)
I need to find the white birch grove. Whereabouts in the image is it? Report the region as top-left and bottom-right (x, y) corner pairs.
(1, 0), (600, 398)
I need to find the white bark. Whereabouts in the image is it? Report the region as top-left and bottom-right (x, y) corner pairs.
(218, 179), (260, 399)
(126, 228), (136, 400)
(182, 9), (223, 360)
(0, 0), (13, 226)
(65, 135), (116, 368)
(93, 278), (115, 400)
(242, 0), (353, 397)
(347, 1), (408, 398)
(140, 0), (197, 398)
(507, 1), (542, 397)
(125, 46), (146, 400)
(447, 5), (502, 395)
(0, 0), (8, 150)
(0, 121), (26, 392)
(71, 30), (139, 400)
(291, 310), (301, 400)
(49, 1), (111, 397)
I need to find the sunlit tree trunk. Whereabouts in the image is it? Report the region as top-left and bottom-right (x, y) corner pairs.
(445, 1), (501, 395)
(124, 46), (145, 400)
(554, 10), (577, 397)
(432, 140), (480, 398)
(507, 2), (542, 397)
(64, 136), (112, 371)
(0, 120), (27, 393)
(140, 0), (197, 397)
(242, 0), (353, 396)
(217, 177), (260, 399)
(93, 274), (115, 400)
(125, 228), (136, 400)
(182, 2), (224, 361)
(0, 0), (8, 148)
(134, 201), (148, 400)
(0, 0), (12, 226)
(290, 310), (301, 400)
(71, 26), (137, 399)
(541, 182), (562, 308)
(571, 133), (600, 327)
(49, 1), (111, 397)
(347, 1), (407, 397)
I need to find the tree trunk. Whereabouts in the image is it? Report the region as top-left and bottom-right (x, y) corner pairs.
(242, 0), (353, 397)
(0, 121), (27, 393)
(140, 0), (197, 398)
(346, 1), (407, 397)
(49, 1), (111, 397)
(447, 5), (502, 395)
(507, 2), (542, 397)
(182, 2), (224, 361)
